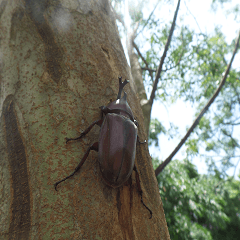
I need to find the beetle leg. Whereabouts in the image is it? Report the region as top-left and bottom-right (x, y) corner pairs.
(66, 119), (103, 144)
(54, 142), (99, 191)
(133, 165), (152, 219)
(137, 135), (147, 144)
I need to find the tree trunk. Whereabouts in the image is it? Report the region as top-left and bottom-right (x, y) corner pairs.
(0, 1), (170, 239)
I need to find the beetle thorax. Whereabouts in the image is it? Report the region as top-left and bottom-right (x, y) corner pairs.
(107, 98), (134, 121)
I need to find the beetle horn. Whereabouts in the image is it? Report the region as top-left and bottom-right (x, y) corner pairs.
(117, 77), (129, 99)
(123, 91), (127, 101)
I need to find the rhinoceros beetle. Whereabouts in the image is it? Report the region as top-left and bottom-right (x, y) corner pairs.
(54, 77), (152, 219)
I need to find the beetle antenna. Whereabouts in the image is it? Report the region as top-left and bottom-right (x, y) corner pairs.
(117, 76), (129, 99)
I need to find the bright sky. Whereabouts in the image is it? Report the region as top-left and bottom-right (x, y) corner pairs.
(120, 0), (240, 179)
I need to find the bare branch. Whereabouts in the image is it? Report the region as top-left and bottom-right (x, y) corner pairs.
(221, 129), (240, 148)
(133, 41), (154, 80)
(155, 31), (240, 177)
(141, 44), (185, 73)
(141, 64), (179, 73)
(149, 0), (181, 105)
(133, 42), (148, 66)
(141, 67), (156, 72)
(136, 0), (161, 37)
(184, 0), (202, 33)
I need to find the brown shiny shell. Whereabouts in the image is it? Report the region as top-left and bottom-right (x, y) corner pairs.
(106, 92), (134, 121)
(98, 113), (137, 188)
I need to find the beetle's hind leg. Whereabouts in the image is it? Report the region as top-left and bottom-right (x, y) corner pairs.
(54, 142), (99, 191)
(133, 165), (152, 219)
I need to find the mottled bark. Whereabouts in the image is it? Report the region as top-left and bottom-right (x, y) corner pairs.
(0, 0), (170, 239)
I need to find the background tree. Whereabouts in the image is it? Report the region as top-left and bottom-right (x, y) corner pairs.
(112, 0), (240, 239)
(112, 0), (240, 177)
(152, 158), (240, 240)
(0, 0), (170, 239)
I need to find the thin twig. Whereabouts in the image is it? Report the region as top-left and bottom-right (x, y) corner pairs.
(136, 0), (161, 37)
(133, 41), (154, 80)
(149, 0), (181, 105)
(133, 42), (149, 67)
(141, 50), (184, 73)
(184, 0), (202, 33)
(141, 67), (156, 72)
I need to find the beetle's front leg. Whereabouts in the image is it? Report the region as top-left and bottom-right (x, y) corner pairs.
(54, 142), (99, 190)
(66, 119), (103, 143)
(133, 165), (152, 219)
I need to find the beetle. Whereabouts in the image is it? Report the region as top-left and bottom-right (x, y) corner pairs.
(54, 77), (152, 219)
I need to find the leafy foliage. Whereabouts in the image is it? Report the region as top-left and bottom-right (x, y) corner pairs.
(149, 118), (166, 146)
(148, 118), (179, 146)
(152, 158), (240, 240)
